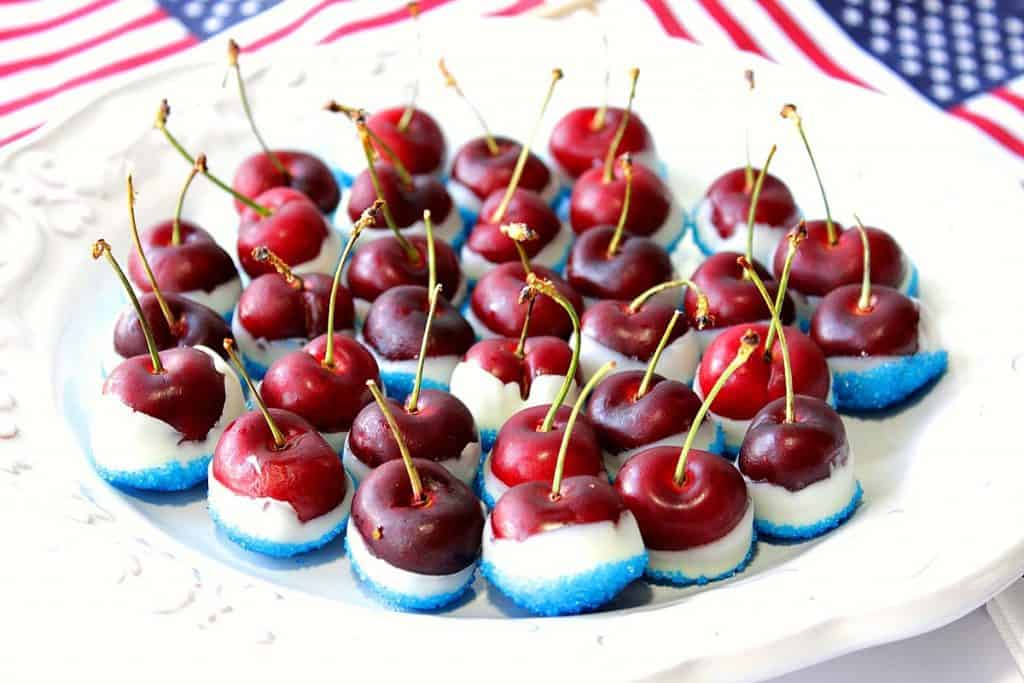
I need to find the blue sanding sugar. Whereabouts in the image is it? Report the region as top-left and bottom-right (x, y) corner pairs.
(90, 452), (210, 492)
(241, 354), (269, 382)
(832, 350), (948, 412)
(755, 480), (863, 541)
(479, 428), (498, 456)
(379, 372), (449, 405)
(644, 531), (757, 586)
(209, 505), (348, 558)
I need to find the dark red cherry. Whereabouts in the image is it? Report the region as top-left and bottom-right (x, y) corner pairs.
(113, 292), (232, 361)
(569, 162), (671, 237)
(566, 227), (672, 302)
(346, 163), (453, 228)
(127, 220), (238, 296)
(466, 188), (561, 263)
(489, 404), (603, 488)
(491, 476), (625, 542)
(352, 458), (483, 574)
(362, 285), (474, 361)
(236, 272), (353, 341)
(739, 395), (849, 491)
(346, 235), (462, 304)
(462, 336), (576, 398)
(704, 167), (799, 239)
(684, 252), (794, 330)
(772, 220), (905, 297)
(697, 323), (830, 420)
(260, 334), (379, 434)
(212, 409), (348, 522)
(237, 188), (331, 278)
(581, 300), (686, 362)
(586, 371), (701, 455)
(616, 446), (749, 549)
(232, 150), (341, 215)
(365, 107), (446, 176)
(810, 285), (919, 357)
(470, 263), (582, 339)
(548, 107), (654, 179)
(450, 136), (551, 200)
(105, 346), (226, 441)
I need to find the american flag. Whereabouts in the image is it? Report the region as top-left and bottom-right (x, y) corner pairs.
(1, 0), (1022, 164)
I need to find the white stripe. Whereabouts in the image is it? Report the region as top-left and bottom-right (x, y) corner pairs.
(723, 0), (822, 70)
(0, 0), (102, 30)
(666, 0), (740, 49)
(963, 94), (1024, 140)
(1006, 76), (1024, 99)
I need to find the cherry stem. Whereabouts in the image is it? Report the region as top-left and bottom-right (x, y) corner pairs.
(171, 154), (203, 246)
(764, 221), (806, 352)
(126, 175), (176, 332)
(514, 292), (536, 358)
(628, 279), (709, 327)
(782, 104), (835, 244)
(853, 214), (872, 311)
(743, 69), (756, 192)
(324, 201), (380, 369)
(424, 209), (437, 294)
(491, 68), (564, 223)
(397, 2), (422, 133)
(744, 144), (776, 266)
(439, 59), (498, 155)
(550, 360), (615, 499)
(605, 154), (634, 258)
(227, 39), (287, 177)
(500, 222), (536, 276)
(224, 338), (286, 448)
(405, 283), (442, 414)
(602, 67), (639, 184)
(252, 246), (303, 290)
(155, 100), (272, 217)
(590, 32), (611, 131)
(92, 239), (163, 374)
(526, 274), (581, 433)
(636, 310), (680, 399)
(673, 330), (760, 485)
(367, 379), (424, 503)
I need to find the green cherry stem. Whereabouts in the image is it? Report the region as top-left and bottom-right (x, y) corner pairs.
(252, 246), (303, 290)
(853, 214), (872, 312)
(764, 221), (806, 352)
(439, 58), (499, 155)
(324, 201), (380, 369)
(367, 379), (424, 503)
(590, 32), (611, 132)
(514, 290), (537, 358)
(500, 222), (537, 276)
(604, 153), (633, 257)
(636, 310), (680, 399)
(171, 154), (204, 246)
(550, 360), (615, 499)
(126, 175), (176, 332)
(739, 254), (795, 423)
(602, 67), (639, 183)
(744, 144), (777, 266)
(782, 103), (835, 244)
(424, 209), (437, 294)
(225, 338), (286, 448)
(227, 39), (287, 177)
(743, 69), (756, 192)
(526, 274), (581, 433)
(396, 2), (422, 133)
(92, 239), (163, 374)
(628, 279), (709, 329)
(405, 283), (443, 414)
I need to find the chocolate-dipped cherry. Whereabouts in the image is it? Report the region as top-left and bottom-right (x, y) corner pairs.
(209, 339), (353, 556)
(231, 246), (355, 380)
(155, 101), (341, 278)
(773, 105), (914, 322)
(127, 155), (241, 319)
(347, 380), (483, 610)
(90, 239), (245, 491)
(450, 291), (579, 454)
(482, 361), (647, 616)
(587, 311), (716, 477)
(440, 59), (562, 223)
(226, 41), (339, 215)
(616, 331), (759, 584)
(579, 278), (708, 384)
(260, 205), (381, 452)
(810, 216), (946, 411)
(461, 69), (572, 283)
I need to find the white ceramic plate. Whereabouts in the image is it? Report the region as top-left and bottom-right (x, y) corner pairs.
(4, 18), (1024, 683)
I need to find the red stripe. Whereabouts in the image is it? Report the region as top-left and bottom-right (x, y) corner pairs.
(992, 87), (1024, 115)
(698, 0), (767, 57)
(0, 35), (198, 117)
(0, 9), (166, 78)
(757, 0), (873, 90)
(0, 123), (42, 149)
(0, 0), (116, 41)
(642, 0), (697, 42)
(949, 105), (1024, 158)
(319, 0), (457, 44)
(487, 0), (543, 17)
(242, 0), (349, 52)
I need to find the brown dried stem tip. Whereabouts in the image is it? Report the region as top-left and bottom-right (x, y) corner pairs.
(252, 246), (303, 289)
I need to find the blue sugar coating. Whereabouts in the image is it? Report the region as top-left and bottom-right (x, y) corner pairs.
(481, 552), (648, 616)
(380, 372), (449, 405)
(346, 536), (477, 611)
(331, 166), (354, 191)
(644, 531), (757, 586)
(756, 480), (863, 542)
(241, 354), (270, 382)
(221, 309), (234, 325)
(456, 204), (480, 236)
(831, 350), (948, 412)
(478, 470), (500, 509)
(688, 208), (716, 257)
(661, 212), (689, 255)
(555, 193), (571, 222)
(903, 263), (920, 298)
(708, 422), (731, 458)
(88, 450), (210, 492)
(210, 505), (348, 558)
(479, 428), (498, 455)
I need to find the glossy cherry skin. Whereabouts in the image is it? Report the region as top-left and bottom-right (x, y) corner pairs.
(212, 409), (348, 522)
(586, 371), (701, 455)
(704, 167), (800, 239)
(616, 446), (749, 549)
(810, 285), (919, 357)
(489, 404), (604, 487)
(128, 220), (238, 296)
(113, 292), (232, 361)
(462, 336), (576, 398)
(237, 188), (331, 277)
(346, 163), (453, 227)
(739, 395), (849, 491)
(105, 346), (226, 441)
(491, 475), (625, 542)
(581, 300), (687, 362)
(772, 220), (905, 297)
(362, 285), (474, 361)
(548, 107), (654, 179)
(450, 136), (551, 200)
(466, 188), (561, 263)
(260, 333), (379, 434)
(232, 150), (341, 215)
(346, 235), (462, 304)
(569, 161), (671, 237)
(348, 389), (477, 468)
(365, 107), (446, 176)
(684, 252), (795, 330)
(566, 227), (672, 302)
(236, 272), (353, 341)
(470, 263), (583, 339)
(352, 458), (483, 574)
(697, 323), (831, 420)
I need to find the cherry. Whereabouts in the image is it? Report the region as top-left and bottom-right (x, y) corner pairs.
(470, 263), (582, 339)
(346, 234), (462, 305)
(703, 167), (799, 241)
(685, 251), (795, 330)
(113, 292), (231, 362)
(365, 107), (446, 176)
(465, 188), (562, 265)
(491, 476), (625, 542)
(237, 187), (333, 278)
(569, 160), (672, 240)
(588, 371), (701, 455)
(346, 162), (453, 229)
(362, 285), (474, 363)
(462, 336), (575, 400)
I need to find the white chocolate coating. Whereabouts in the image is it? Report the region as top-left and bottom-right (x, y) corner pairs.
(744, 459), (857, 529)
(460, 222), (573, 283)
(449, 362), (577, 437)
(602, 425), (716, 479)
(231, 313), (308, 372)
(334, 190), (464, 248)
(646, 503), (754, 577)
(342, 437), (481, 487)
(579, 331), (700, 385)
(692, 198), (791, 266)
